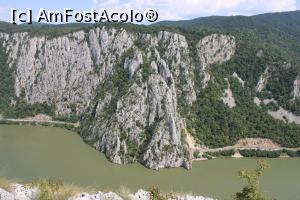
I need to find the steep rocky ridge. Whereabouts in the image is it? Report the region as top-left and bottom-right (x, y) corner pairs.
(0, 27), (235, 169)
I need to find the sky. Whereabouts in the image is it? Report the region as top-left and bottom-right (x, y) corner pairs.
(0, 0), (300, 22)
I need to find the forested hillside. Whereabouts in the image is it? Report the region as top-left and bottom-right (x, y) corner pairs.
(155, 10), (300, 147)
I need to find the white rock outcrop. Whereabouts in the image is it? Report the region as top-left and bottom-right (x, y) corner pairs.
(253, 97), (261, 106)
(268, 107), (300, 125)
(292, 75), (300, 100)
(232, 72), (245, 87)
(263, 98), (277, 105)
(221, 79), (236, 108)
(256, 49), (263, 58)
(69, 192), (123, 200)
(256, 67), (270, 93)
(197, 34), (236, 87)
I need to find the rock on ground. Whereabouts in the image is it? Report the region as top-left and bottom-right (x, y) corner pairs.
(0, 184), (39, 200)
(69, 192), (123, 200)
(0, 186), (216, 200)
(129, 190), (216, 200)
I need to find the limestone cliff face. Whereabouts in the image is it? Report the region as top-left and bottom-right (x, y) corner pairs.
(292, 75), (300, 100)
(1, 28), (133, 115)
(197, 34), (236, 87)
(0, 28), (236, 169)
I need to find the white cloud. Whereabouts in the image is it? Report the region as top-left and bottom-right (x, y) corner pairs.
(92, 0), (297, 21)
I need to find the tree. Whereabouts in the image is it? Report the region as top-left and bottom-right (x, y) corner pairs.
(235, 159), (269, 200)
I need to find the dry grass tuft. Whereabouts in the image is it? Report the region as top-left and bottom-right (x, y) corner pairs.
(31, 179), (94, 200)
(0, 178), (13, 192)
(118, 185), (132, 200)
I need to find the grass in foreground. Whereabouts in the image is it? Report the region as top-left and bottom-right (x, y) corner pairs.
(31, 179), (94, 200)
(0, 177), (13, 192)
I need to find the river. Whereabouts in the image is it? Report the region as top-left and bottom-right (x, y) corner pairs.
(0, 125), (299, 200)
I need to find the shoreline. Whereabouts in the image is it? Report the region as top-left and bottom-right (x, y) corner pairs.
(0, 117), (80, 132)
(1, 121), (300, 162)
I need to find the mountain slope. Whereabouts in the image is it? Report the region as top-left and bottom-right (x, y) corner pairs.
(0, 11), (300, 169)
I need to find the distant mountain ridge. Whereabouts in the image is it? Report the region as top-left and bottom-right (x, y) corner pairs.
(154, 10), (300, 31)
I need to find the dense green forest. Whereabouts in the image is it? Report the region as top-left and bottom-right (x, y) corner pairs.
(0, 43), (14, 114)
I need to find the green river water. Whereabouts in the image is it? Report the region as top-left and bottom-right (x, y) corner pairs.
(0, 125), (299, 200)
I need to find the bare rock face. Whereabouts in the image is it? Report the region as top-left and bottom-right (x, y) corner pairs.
(82, 31), (195, 169)
(292, 75), (300, 99)
(221, 79), (236, 108)
(0, 29), (236, 170)
(197, 34), (236, 87)
(256, 66), (270, 93)
(253, 97), (262, 106)
(2, 27), (133, 116)
(232, 72), (245, 87)
(268, 107), (300, 125)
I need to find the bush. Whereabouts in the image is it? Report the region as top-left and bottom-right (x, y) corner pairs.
(206, 149), (235, 157)
(0, 178), (12, 192)
(31, 179), (86, 200)
(283, 149), (300, 157)
(193, 151), (201, 159)
(202, 152), (213, 159)
(148, 186), (173, 200)
(32, 179), (63, 200)
(239, 150), (281, 158)
(235, 160), (269, 200)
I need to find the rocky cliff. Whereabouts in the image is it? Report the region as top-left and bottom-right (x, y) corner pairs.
(0, 27), (236, 169)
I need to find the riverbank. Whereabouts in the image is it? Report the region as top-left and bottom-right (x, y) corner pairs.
(2, 119), (300, 162)
(0, 179), (215, 200)
(2, 117), (300, 160)
(0, 115), (79, 132)
(192, 148), (300, 161)
(191, 137), (300, 161)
